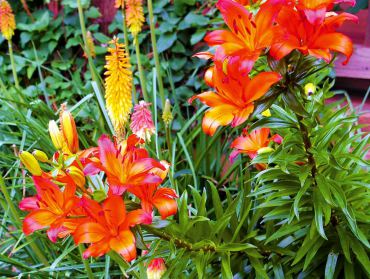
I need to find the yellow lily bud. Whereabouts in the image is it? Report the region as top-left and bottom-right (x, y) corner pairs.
(162, 99), (173, 127)
(304, 83), (316, 96)
(66, 166), (85, 188)
(257, 147), (274, 155)
(49, 120), (64, 150)
(261, 109), (271, 117)
(60, 108), (79, 154)
(19, 151), (42, 176)
(32, 150), (49, 163)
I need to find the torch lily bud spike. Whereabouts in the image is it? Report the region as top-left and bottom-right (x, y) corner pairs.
(32, 150), (49, 163)
(147, 258), (167, 279)
(60, 106), (79, 154)
(19, 151), (43, 176)
(0, 0), (16, 41)
(162, 99), (173, 127)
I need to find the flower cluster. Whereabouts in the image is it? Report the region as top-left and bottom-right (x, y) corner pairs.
(190, 0), (357, 165)
(19, 107), (177, 262)
(0, 0), (15, 41)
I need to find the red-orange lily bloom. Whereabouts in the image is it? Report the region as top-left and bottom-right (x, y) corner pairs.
(20, 176), (83, 242)
(84, 135), (165, 195)
(270, 7), (358, 64)
(297, 0), (356, 25)
(73, 195), (150, 261)
(230, 128), (282, 162)
(204, 0), (285, 75)
(189, 68), (281, 136)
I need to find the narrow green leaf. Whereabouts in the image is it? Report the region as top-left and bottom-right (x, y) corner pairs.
(325, 252), (338, 279)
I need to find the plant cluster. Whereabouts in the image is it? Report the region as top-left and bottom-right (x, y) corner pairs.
(0, 0), (369, 278)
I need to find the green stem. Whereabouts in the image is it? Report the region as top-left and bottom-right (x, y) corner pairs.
(78, 244), (94, 279)
(121, 7), (137, 104)
(77, 0), (102, 92)
(0, 174), (49, 266)
(8, 40), (19, 89)
(147, 0), (165, 108)
(134, 35), (149, 102)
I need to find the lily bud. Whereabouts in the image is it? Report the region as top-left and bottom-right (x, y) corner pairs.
(19, 151), (42, 176)
(60, 109), (79, 154)
(257, 147), (274, 155)
(147, 258), (166, 279)
(49, 120), (64, 150)
(261, 109), (271, 117)
(66, 166), (85, 188)
(162, 99), (173, 127)
(304, 83), (316, 96)
(32, 150), (49, 163)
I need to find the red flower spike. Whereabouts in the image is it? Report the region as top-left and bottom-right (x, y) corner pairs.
(73, 196), (148, 261)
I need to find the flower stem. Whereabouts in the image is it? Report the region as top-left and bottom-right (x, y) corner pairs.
(134, 35), (149, 102)
(0, 174), (49, 266)
(147, 0), (165, 108)
(8, 40), (19, 89)
(120, 7), (138, 104)
(78, 244), (94, 279)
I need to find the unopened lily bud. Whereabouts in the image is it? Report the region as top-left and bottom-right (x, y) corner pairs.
(162, 99), (173, 127)
(49, 120), (64, 150)
(261, 109), (271, 117)
(19, 151), (42, 176)
(66, 166), (85, 188)
(32, 150), (49, 163)
(257, 147), (274, 155)
(304, 83), (316, 96)
(147, 258), (166, 279)
(60, 108), (79, 154)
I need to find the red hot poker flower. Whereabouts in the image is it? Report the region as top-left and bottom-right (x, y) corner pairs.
(20, 176), (83, 242)
(189, 67), (281, 136)
(270, 7), (358, 65)
(73, 196), (150, 261)
(204, 0), (285, 75)
(84, 135), (165, 195)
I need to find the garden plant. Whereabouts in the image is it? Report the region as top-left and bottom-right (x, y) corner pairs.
(0, 0), (369, 278)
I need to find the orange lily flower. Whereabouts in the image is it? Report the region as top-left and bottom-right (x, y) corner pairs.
(297, 0), (356, 25)
(73, 195), (150, 261)
(230, 128), (282, 163)
(84, 135), (165, 195)
(20, 176), (83, 242)
(270, 7), (358, 64)
(189, 67), (281, 136)
(204, 0), (285, 75)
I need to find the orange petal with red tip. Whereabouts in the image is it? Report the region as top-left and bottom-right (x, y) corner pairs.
(245, 72), (281, 103)
(19, 197), (39, 211)
(103, 195), (126, 228)
(202, 105), (235, 136)
(152, 197), (178, 219)
(110, 230), (137, 262)
(73, 222), (107, 244)
(23, 209), (58, 235)
(230, 105), (254, 128)
(83, 239), (110, 258)
(125, 209), (153, 227)
(189, 91), (231, 107)
(205, 30), (243, 46)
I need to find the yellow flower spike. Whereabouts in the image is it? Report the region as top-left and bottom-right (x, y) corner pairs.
(32, 150), (49, 163)
(257, 147), (274, 155)
(49, 120), (65, 151)
(85, 31), (96, 58)
(104, 37), (133, 138)
(261, 109), (271, 117)
(19, 151), (43, 176)
(162, 99), (173, 127)
(66, 166), (86, 188)
(125, 0), (145, 36)
(60, 106), (79, 154)
(0, 0), (16, 41)
(304, 83), (316, 96)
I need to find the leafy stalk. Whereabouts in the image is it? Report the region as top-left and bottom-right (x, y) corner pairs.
(8, 40), (19, 89)
(133, 35), (149, 102)
(78, 244), (94, 279)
